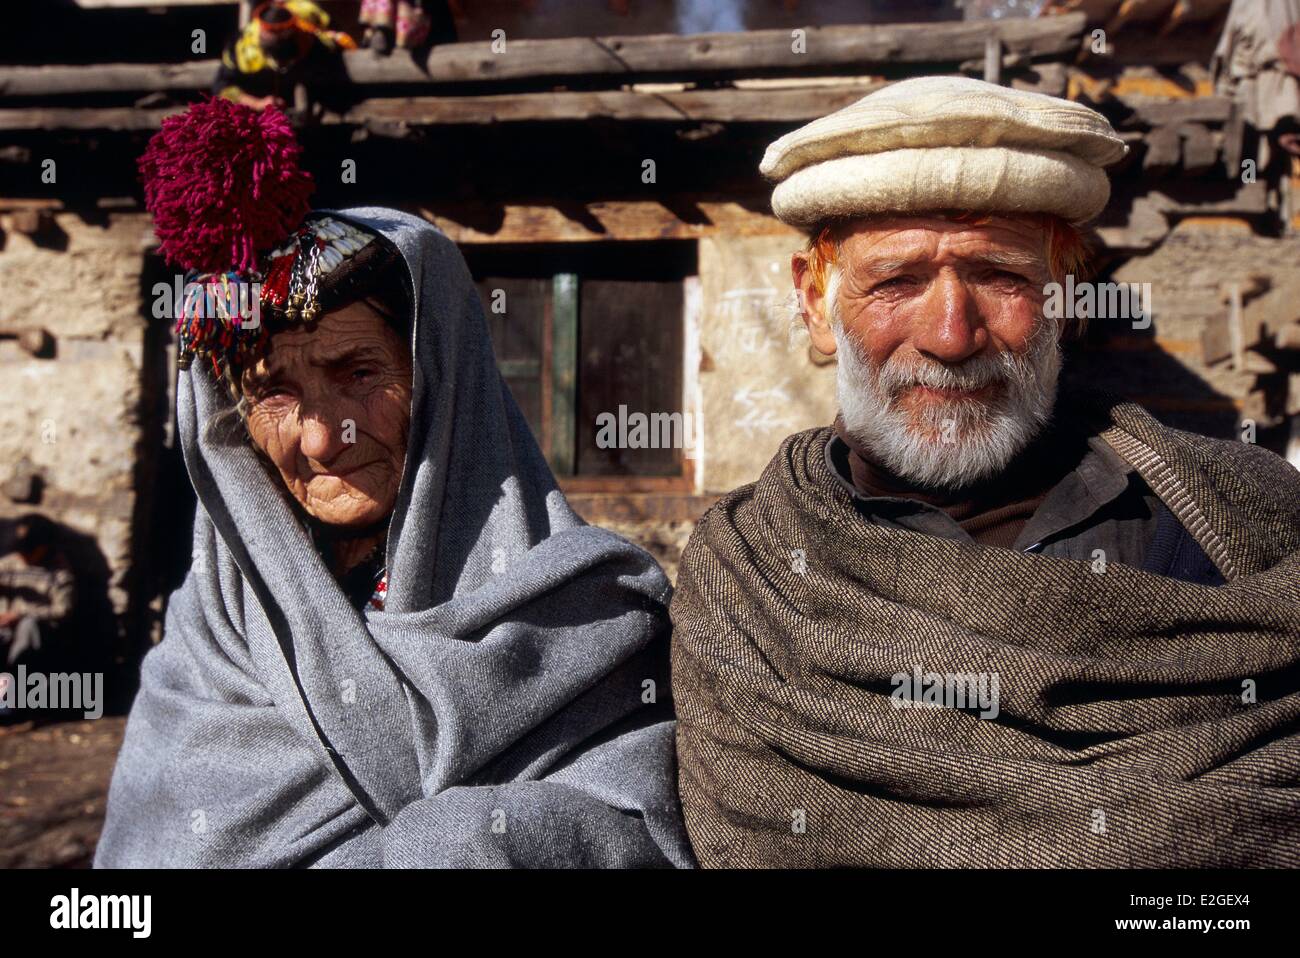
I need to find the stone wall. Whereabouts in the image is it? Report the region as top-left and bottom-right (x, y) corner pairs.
(1070, 220), (1300, 448)
(0, 211), (157, 651)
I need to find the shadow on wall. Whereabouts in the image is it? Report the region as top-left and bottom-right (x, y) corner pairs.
(0, 513), (118, 721)
(1061, 291), (1253, 452)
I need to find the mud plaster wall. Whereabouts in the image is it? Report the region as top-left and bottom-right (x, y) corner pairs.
(0, 212), (154, 627)
(697, 233), (838, 493)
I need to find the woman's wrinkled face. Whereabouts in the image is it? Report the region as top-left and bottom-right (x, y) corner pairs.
(241, 301), (413, 529)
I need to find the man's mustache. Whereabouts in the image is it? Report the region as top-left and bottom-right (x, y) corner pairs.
(863, 321), (1055, 404)
(876, 354), (1008, 398)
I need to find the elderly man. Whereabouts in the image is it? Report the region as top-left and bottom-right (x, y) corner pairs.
(671, 77), (1300, 868)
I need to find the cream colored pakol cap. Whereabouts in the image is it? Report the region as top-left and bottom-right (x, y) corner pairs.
(761, 76), (1128, 229)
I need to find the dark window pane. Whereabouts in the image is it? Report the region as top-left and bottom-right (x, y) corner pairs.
(577, 279), (684, 476)
(475, 277), (548, 445)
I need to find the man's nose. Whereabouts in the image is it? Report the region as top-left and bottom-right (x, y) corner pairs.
(912, 271), (987, 364)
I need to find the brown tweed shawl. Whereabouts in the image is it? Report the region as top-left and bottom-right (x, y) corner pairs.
(671, 391), (1300, 867)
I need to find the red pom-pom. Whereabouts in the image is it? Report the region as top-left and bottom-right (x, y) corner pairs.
(139, 98), (315, 274)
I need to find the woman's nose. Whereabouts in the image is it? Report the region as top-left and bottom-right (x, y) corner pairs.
(297, 405), (348, 464)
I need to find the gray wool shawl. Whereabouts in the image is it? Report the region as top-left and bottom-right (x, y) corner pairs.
(95, 208), (693, 869)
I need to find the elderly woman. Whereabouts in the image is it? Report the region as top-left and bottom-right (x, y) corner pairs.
(95, 100), (692, 868)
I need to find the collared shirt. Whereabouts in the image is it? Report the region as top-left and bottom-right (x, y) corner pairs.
(825, 427), (1204, 577)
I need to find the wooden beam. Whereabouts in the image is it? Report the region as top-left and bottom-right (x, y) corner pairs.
(1148, 182), (1270, 216)
(1115, 95), (1232, 127)
(343, 80), (888, 125)
(419, 198), (799, 245)
(565, 491), (719, 524)
(1179, 122), (1218, 175)
(0, 15), (1085, 97)
(983, 35), (1002, 85)
(0, 79), (890, 130)
(0, 105), (179, 131)
(1094, 195), (1169, 251)
(1142, 124), (1182, 174)
(72, 0), (239, 6)
(0, 61), (208, 97)
(1080, 22), (1223, 66)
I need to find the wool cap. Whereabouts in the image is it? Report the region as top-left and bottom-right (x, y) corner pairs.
(761, 76), (1128, 229)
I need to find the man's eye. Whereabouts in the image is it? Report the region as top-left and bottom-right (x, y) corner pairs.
(874, 276), (918, 293)
(986, 269), (1029, 285)
(352, 368), (375, 381)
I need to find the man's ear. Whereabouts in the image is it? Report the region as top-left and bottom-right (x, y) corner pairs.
(791, 251), (837, 356)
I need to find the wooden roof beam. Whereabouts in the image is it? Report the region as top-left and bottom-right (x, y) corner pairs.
(0, 14), (1084, 98)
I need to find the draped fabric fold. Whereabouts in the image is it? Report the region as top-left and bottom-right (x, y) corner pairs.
(672, 391), (1300, 867)
(96, 208), (692, 868)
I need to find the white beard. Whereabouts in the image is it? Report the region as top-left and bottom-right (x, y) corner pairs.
(834, 311), (1062, 491)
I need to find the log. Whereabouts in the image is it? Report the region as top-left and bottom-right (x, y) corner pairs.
(1278, 322), (1300, 351)
(1114, 95), (1232, 127)
(0, 106), (178, 131)
(0, 61), (214, 98)
(566, 492), (719, 525)
(343, 80), (889, 126)
(0, 15), (1086, 97)
(1147, 181), (1270, 215)
(1084, 22), (1223, 66)
(1142, 124), (1182, 174)
(69, 0), (239, 6)
(1202, 312), (1230, 365)
(1009, 62), (1068, 97)
(1221, 99), (1244, 178)
(1094, 194), (1169, 251)
(421, 197), (799, 244)
(1240, 389), (1269, 423)
(1178, 122), (1218, 174)
(9, 209), (51, 234)
(0, 80), (892, 130)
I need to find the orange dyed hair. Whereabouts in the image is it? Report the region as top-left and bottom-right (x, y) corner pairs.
(805, 211), (1091, 324)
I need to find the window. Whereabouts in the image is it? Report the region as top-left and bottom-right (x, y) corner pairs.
(467, 241), (697, 491)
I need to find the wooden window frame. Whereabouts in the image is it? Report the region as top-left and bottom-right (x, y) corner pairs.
(479, 254), (698, 494)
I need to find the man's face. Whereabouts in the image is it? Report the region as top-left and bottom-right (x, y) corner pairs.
(793, 215), (1063, 488)
(241, 302), (413, 528)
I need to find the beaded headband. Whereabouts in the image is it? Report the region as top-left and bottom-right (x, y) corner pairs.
(139, 98), (380, 374)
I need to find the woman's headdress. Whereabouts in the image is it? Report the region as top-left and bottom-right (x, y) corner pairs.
(139, 97), (390, 374)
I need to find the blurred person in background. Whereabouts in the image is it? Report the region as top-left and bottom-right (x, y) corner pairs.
(0, 513), (77, 719)
(214, 0), (356, 115)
